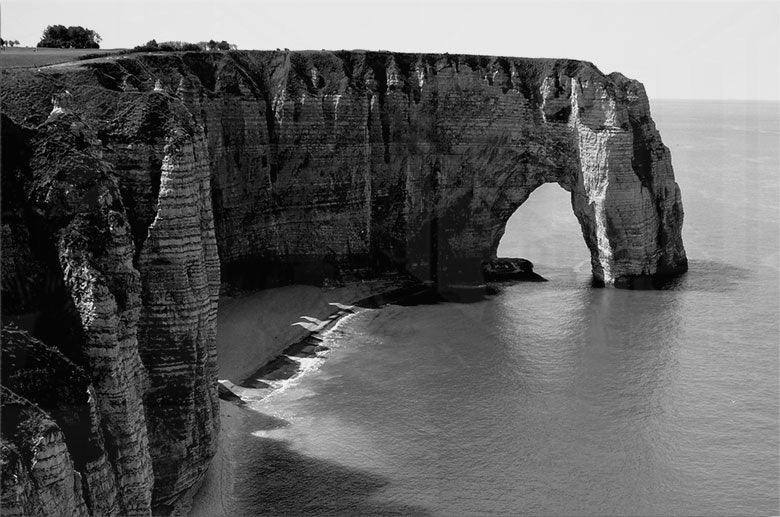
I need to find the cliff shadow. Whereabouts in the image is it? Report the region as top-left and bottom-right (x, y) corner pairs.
(235, 412), (430, 516)
(353, 282), (501, 309)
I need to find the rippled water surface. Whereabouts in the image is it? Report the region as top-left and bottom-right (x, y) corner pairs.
(240, 100), (780, 515)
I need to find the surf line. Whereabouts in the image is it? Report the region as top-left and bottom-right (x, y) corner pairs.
(217, 303), (366, 406)
(217, 281), (431, 406)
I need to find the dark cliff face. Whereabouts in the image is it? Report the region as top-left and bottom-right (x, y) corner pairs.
(0, 49), (686, 513)
(1, 329), (120, 516)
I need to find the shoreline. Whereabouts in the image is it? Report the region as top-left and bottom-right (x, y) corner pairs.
(233, 280), (439, 392)
(188, 276), (421, 515)
(189, 277), (512, 515)
(213, 277), (411, 385)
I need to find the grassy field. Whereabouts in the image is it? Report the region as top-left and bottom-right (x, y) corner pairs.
(0, 47), (125, 69)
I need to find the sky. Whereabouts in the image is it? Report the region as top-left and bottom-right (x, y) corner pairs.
(2, 0), (779, 100)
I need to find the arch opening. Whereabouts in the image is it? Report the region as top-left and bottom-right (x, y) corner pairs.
(494, 182), (591, 278)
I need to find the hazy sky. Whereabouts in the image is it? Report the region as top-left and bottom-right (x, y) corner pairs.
(3, 0), (779, 100)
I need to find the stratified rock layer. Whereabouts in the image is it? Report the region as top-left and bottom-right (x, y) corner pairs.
(2, 82), (219, 512)
(1, 387), (89, 517)
(0, 50), (686, 514)
(1, 329), (118, 515)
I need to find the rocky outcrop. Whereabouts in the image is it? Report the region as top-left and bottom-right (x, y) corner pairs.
(135, 104), (220, 509)
(0, 49), (686, 513)
(1, 83), (219, 512)
(1, 329), (118, 515)
(1, 111), (155, 514)
(1, 386), (89, 517)
(564, 71), (687, 286)
(482, 258), (545, 282)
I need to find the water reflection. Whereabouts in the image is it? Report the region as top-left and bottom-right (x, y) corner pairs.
(237, 270), (777, 515)
(479, 277), (690, 513)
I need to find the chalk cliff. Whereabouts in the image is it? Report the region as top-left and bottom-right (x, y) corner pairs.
(0, 50), (686, 513)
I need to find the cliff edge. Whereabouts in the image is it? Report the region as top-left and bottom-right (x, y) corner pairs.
(0, 49), (686, 513)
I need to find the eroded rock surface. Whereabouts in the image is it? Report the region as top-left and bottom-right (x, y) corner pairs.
(1, 329), (120, 515)
(1, 386), (89, 517)
(0, 49), (686, 514)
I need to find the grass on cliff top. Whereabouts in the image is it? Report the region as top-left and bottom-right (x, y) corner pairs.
(0, 47), (125, 69)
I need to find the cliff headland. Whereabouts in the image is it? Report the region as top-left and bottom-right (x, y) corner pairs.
(0, 49), (686, 514)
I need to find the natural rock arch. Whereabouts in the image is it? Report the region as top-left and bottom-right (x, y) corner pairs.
(391, 68), (686, 288)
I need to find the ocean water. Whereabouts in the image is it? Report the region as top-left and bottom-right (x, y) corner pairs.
(237, 100), (780, 515)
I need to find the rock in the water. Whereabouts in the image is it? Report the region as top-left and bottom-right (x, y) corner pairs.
(482, 258), (547, 282)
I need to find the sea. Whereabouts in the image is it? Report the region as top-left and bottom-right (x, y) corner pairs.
(236, 100), (780, 515)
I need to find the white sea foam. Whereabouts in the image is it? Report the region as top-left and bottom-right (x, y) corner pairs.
(253, 308), (369, 403)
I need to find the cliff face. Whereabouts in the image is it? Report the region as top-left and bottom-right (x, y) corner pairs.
(1, 386), (89, 517)
(0, 50), (686, 513)
(1, 329), (119, 516)
(2, 65), (219, 512)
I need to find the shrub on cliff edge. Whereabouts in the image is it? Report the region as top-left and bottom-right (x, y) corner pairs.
(132, 39), (237, 52)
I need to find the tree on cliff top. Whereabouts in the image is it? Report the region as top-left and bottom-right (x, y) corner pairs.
(37, 25), (101, 49)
